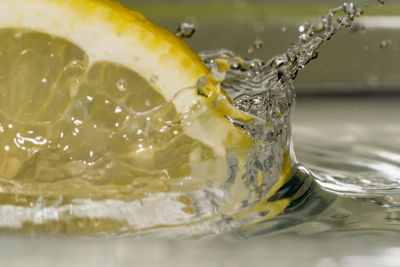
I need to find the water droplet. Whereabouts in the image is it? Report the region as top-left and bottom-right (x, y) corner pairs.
(229, 58), (242, 70)
(41, 78), (47, 84)
(299, 34), (308, 42)
(73, 119), (83, 126)
(116, 79), (128, 92)
(175, 22), (196, 39)
(248, 37), (263, 54)
(115, 106), (122, 113)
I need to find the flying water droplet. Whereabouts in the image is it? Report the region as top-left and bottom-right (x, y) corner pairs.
(175, 22), (196, 39)
(248, 37), (263, 54)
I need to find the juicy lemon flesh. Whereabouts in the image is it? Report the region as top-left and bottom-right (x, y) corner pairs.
(0, 28), (228, 200)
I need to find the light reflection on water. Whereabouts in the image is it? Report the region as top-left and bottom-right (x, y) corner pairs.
(293, 96), (400, 198)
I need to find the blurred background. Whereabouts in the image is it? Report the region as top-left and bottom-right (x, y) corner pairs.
(119, 0), (400, 95)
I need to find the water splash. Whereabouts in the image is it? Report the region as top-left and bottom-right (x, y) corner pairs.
(199, 2), (364, 160)
(175, 22), (196, 39)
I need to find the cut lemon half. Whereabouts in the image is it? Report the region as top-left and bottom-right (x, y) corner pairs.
(0, 0), (254, 199)
(0, 0), (294, 234)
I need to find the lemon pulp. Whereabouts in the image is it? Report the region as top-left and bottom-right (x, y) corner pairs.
(0, 27), (235, 198)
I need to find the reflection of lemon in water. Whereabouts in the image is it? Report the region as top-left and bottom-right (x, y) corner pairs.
(0, 0), (291, 232)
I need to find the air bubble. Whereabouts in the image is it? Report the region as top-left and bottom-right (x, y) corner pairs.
(114, 106), (122, 113)
(116, 79), (128, 92)
(65, 60), (85, 72)
(229, 58), (242, 70)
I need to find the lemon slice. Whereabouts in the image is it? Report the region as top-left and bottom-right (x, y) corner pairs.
(0, 0), (253, 197)
(0, 0), (293, 233)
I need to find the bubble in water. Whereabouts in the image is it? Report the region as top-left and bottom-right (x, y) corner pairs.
(299, 22), (309, 33)
(116, 79), (128, 91)
(228, 57), (242, 70)
(175, 22), (196, 39)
